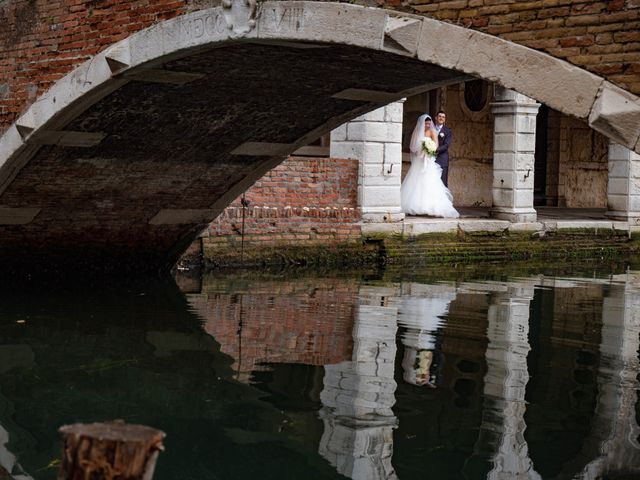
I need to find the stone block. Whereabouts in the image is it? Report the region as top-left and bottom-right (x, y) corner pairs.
(607, 193), (630, 212)
(493, 171), (516, 190)
(361, 211), (404, 223)
(388, 122), (403, 142)
(347, 122), (390, 142)
(516, 115), (537, 134)
(493, 152), (517, 171)
(508, 222), (544, 232)
(258, 2), (386, 51)
(556, 220), (614, 230)
(459, 219), (510, 233)
(360, 165), (401, 186)
(384, 102), (404, 123)
(608, 177), (630, 195)
(515, 132), (536, 152)
(404, 220), (458, 234)
(360, 106), (386, 122)
(383, 14), (422, 56)
(359, 185), (402, 208)
(589, 81), (640, 151)
(608, 159), (630, 178)
(494, 115), (516, 134)
(493, 188), (514, 207)
(491, 208), (537, 223)
(628, 195), (640, 212)
(361, 222), (403, 235)
(514, 189), (534, 208)
(383, 142), (402, 164)
(330, 141), (383, 162)
(331, 124), (347, 142)
(494, 133), (516, 153)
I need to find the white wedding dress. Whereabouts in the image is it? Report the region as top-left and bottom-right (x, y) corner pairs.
(401, 151), (459, 218)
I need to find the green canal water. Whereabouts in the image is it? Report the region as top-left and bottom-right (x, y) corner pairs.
(0, 262), (639, 479)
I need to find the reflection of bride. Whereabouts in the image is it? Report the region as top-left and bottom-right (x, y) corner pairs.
(399, 293), (454, 387)
(401, 114), (459, 218)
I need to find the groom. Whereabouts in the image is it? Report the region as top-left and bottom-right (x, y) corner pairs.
(434, 110), (452, 187)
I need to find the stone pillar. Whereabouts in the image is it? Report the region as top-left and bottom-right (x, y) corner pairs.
(606, 142), (640, 224)
(474, 283), (541, 480)
(490, 87), (540, 223)
(331, 103), (405, 223)
(319, 285), (399, 480)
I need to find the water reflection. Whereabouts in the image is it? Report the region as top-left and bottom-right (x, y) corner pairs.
(0, 269), (639, 479)
(397, 283), (453, 388)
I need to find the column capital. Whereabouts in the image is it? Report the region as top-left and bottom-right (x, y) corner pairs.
(491, 102), (541, 116)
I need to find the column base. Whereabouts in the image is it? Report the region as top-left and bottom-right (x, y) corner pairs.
(361, 210), (405, 223)
(606, 211), (640, 226)
(490, 208), (537, 223)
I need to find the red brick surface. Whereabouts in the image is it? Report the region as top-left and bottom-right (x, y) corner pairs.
(0, 0), (187, 131)
(188, 278), (357, 379)
(204, 156), (362, 250)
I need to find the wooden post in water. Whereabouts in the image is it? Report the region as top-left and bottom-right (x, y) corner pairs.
(57, 421), (165, 480)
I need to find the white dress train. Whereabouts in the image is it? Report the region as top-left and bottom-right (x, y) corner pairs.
(401, 153), (459, 218)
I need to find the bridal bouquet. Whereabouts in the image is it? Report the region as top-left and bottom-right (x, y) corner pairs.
(421, 138), (437, 156)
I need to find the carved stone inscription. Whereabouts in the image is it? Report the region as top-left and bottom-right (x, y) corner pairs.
(261, 5), (306, 34)
(277, 6), (304, 31)
(162, 2), (259, 42)
(163, 11), (228, 41)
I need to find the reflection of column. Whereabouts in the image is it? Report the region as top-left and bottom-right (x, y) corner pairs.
(319, 286), (399, 480)
(569, 274), (640, 479)
(476, 285), (541, 480)
(0, 346), (35, 479)
(0, 423), (33, 480)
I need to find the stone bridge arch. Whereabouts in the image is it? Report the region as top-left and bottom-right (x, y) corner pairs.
(1, 1), (639, 273)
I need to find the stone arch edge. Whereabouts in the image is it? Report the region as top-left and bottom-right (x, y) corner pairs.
(1, 1), (639, 195)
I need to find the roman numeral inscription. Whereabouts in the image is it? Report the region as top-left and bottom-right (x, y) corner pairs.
(277, 7), (304, 31)
(162, 12), (227, 41)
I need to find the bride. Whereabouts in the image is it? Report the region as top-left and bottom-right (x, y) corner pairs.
(401, 114), (459, 218)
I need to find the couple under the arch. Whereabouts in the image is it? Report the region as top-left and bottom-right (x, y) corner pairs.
(401, 113), (459, 218)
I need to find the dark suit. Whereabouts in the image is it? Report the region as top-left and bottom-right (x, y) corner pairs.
(435, 125), (452, 187)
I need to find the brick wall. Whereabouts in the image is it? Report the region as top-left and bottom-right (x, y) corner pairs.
(202, 156), (362, 258)
(398, 0), (640, 96)
(0, 0), (188, 131)
(1, 0), (638, 136)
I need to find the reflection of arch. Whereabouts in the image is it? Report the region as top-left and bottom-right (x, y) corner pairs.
(0, 2), (638, 270)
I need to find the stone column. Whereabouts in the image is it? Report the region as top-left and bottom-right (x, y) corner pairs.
(319, 285), (399, 480)
(606, 142), (640, 225)
(473, 283), (541, 480)
(490, 87), (540, 223)
(331, 103), (405, 223)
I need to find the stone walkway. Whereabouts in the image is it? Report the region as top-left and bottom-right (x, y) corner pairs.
(362, 208), (637, 235)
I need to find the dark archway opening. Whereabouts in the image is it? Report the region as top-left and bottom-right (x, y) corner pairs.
(534, 104), (550, 207)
